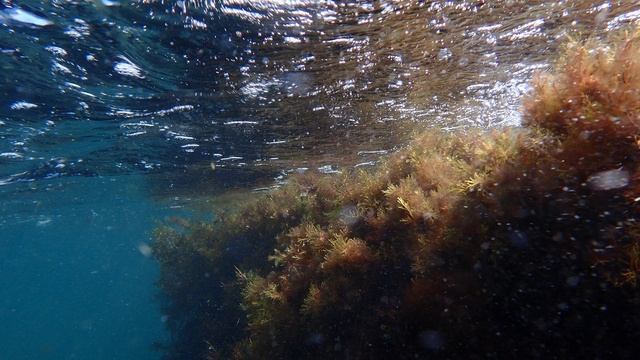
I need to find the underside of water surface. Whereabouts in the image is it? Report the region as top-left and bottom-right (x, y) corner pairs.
(2, 1), (640, 360)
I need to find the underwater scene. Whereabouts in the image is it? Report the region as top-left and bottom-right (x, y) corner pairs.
(2, 1), (640, 359)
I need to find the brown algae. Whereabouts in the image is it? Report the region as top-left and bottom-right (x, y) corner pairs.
(153, 28), (640, 359)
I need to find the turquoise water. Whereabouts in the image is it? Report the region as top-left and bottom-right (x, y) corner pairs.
(0, 175), (166, 360)
(2, 1), (640, 359)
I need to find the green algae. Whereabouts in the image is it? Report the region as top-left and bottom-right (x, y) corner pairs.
(153, 27), (640, 359)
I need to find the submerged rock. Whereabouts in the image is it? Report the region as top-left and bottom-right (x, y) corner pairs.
(153, 26), (640, 359)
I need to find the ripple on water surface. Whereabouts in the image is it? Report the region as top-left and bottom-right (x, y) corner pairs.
(1, 1), (640, 191)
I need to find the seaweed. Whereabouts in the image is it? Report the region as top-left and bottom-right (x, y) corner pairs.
(153, 26), (640, 359)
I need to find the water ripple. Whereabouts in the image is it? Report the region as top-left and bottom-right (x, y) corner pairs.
(0, 0), (639, 190)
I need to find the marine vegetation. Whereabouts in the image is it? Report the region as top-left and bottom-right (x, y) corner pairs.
(153, 27), (640, 359)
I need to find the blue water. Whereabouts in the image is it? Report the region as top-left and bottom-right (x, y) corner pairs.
(0, 175), (166, 360)
(2, 1), (640, 359)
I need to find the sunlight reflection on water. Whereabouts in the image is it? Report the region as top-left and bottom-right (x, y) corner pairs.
(0, 1), (639, 192)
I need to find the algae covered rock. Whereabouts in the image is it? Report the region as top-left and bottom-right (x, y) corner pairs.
(153, 27), (640, 359)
